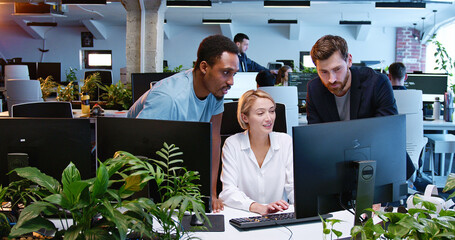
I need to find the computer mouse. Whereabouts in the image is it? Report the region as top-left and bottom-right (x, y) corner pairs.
(190, 214), (205, 226)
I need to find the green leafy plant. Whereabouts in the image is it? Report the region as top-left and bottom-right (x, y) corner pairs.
(301, 66), (318, 73)
(9, 143), (207, 240)
(65, 67), (78, 82)
(80, 72), (102, 100)
(105, 143), (208, 239)
(98, 81), (132, 110)
(56, 81), (79, 102)
(322, 174), (455, 240)
(39, 76), (59, 101)
(429, 34), (455, 77)
(164, 65), (184, 73)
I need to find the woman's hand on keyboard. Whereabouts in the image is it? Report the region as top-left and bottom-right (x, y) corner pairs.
(250, 200), (289, 215)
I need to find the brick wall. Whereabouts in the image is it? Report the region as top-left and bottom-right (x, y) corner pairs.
(396, 27), (426, 73)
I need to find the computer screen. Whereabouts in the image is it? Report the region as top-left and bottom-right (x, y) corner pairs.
(224, 72), (257, 100)
(131, 72), (176, 103)
(0, 118), (93, 186)
(405, 73), (448, 102)
(288, 72), (318, 100)
(292, 115), (407, 219)
(84, 50), (112, 69)
(96, 117), (212, 210)
(37, 62), (61, 83)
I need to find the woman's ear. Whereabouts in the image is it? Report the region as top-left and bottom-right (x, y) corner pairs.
(241, 113), (248, 124)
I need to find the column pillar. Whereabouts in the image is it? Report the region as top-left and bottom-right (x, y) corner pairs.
(122, 0), (165, 83)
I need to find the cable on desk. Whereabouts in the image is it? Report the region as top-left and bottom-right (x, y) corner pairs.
(338, 195), (355, 216)
(274, 221), (293, 240)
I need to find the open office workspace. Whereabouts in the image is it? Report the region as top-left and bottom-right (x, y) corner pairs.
(1, 0), (455, 239)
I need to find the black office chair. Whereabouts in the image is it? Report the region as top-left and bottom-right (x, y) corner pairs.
(131, 72), (176, 103)
(11, 101), (73, 118)
(217, 101), (287, 195)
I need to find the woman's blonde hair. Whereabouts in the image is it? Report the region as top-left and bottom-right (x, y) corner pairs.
(237, 89), (276, 130)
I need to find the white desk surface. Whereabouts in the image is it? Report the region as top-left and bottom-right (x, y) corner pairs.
(191, 206), (354, 240)
(423, 119), (455, 132)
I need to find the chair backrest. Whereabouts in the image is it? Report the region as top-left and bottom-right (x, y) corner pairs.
(258, 86), (298, 135)
(131, 72), (176, 103)
(393, 89), (425, 168)
(84, 70), (113, 100)
(11, 101), (73, 118)
(220, 101), (287, 137)
(6, 79), (43, 114)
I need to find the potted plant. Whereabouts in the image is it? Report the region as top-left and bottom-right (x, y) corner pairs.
(56, 81), (79, 102)
(8, 143), (208, 240)
(98, 81), (133, 110)
(80, 72), (102, 101)
(322, 173), (455, 240)
(38, 76), (59, 101)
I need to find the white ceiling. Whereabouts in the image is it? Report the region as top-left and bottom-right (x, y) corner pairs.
(0, 1), (454, 35)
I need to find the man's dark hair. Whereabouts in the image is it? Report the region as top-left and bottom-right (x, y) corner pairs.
(234, 33), (249, 43)
(256, 70), (276, 87)
(389, 62), (407, 80)
(310, 35), (349, 66)
(194, 34), (239, 70)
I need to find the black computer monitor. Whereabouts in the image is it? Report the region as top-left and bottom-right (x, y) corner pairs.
(288, 72), (318, 100)
(405, 73), (448, 102)
(96, 117), (212, 210)
(0, 118), (93, 186)
(131, 72), (176, 103)
(37, 62), (61, 83)
(292, 115), (407, 221)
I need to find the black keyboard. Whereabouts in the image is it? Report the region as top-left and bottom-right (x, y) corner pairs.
(229, 212), (322, 229)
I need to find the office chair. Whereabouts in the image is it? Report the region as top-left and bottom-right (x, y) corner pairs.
(217, 101), (287, 195)
(6, 79), (42, 115)
(393, 90), (427, 184)
(11, 101), (73, 118)
(258, 86), (299, 136)
(131, 72), (176, 103)
(84, 70), (113, 100)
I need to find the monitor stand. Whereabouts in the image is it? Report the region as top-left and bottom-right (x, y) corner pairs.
(353, 160), (376, 226)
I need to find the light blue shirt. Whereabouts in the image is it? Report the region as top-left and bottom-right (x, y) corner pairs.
(127, 69), (224, 122)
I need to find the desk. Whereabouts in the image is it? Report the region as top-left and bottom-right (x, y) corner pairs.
(191, 206), (353, 240)
(424, 120), (455, 133)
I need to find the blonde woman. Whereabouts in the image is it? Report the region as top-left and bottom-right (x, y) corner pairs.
(219, 90), (294, 215)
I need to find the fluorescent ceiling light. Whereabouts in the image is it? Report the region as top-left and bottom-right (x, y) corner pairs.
(268, 19), (298, 24)
(167, 1), (212, 8)
(202, 19), (231, 24)
(264, 1), (310, 8)
(375, 2), (426, 9)
(339, 20), (372, 25)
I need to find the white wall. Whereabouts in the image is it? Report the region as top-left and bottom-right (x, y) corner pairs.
(1, 23), (396, 83)
(164, 24), (397, 71)
(0, 24), (126, 83)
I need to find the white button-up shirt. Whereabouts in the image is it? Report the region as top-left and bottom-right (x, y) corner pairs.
(219, 131), (294, 212)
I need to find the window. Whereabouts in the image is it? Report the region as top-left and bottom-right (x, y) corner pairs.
(84, 50), (112, 69)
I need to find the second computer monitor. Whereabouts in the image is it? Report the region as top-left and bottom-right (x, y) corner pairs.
(293, 115), (407, 219)
(288, 72), (318, 100)
(405, 73), (448, 102)
(96, 117), (212, 210)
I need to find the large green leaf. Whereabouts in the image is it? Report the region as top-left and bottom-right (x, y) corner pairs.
(13, 202), (58, 230)
(13, 167), (60, 194)
(9, 216), (55, 238)
(443, 173), (455, 199)
(63, 224), (83, 240)
(92, 163), (109, 199)
(63, 180), (90, 206)
(61, 162), (81, 190)
(44, 194), (71, 210)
